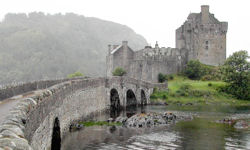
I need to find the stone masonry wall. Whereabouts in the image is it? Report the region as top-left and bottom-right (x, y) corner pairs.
(0, 77), (85, 101)
(26, 78), (108, 149)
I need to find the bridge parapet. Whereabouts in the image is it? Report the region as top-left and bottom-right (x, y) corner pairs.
(105, 76), (167, 89)
(0, 77), (86, 102)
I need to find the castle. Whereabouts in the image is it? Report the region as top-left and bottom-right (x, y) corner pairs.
(106, 5), (228, 82)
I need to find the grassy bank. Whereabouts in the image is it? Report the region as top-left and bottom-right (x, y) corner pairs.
(151, 75), (250, 106)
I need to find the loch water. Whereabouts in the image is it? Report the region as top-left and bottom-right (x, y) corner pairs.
(61, 105), (250, 150)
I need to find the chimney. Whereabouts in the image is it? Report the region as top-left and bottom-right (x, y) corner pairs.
(201, 5), (209, 24)
(122, 41), (128, 46)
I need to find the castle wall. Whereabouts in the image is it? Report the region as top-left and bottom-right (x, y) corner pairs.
(129, 48), (187, 82)
(195, 25), (227, 65)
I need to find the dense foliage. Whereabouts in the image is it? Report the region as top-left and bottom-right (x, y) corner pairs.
(0, 13), (147, 85)
(112, 67), (126, 76)
(184, 60), (204, 80)
(184, 60), (221, 80)
(158, 73), (166, 83)
(158, 73), (174, 83)
(221, 50), (250, 100)
(67, 71), (84, 78)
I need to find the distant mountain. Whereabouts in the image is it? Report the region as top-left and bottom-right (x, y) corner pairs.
(0, 12), (148, 85)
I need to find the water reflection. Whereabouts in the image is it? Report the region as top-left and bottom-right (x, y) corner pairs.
(62, 105), (250, 150)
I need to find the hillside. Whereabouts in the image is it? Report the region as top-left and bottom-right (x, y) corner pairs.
(0, 12), (148, 85)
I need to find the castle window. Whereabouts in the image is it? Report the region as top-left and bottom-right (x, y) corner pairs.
(205, 45), (209, 50)
(206, 41), (209, 44)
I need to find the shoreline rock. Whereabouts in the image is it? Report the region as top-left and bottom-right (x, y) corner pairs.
(115, 112), (192, 128)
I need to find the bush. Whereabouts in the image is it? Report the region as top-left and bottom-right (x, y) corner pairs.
(184, 60), (221, 80)
(150, 89), (169, 100)
(180, 84), (192, 91)
(158, 73), (167, 83)
(112, 67), (126, 76)
(67, 71), (84, 78)
(208, 83), (212, 87)
(184, 60), (204, 80)
(201, 75), (213, 81)
(153, 87), (158, 93)
(150, 94), (157, 99)
(168, 75), (174, 80)
(162, 94), (168, 99)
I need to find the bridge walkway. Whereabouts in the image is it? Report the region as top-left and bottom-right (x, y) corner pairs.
(0, 89), (45, 124)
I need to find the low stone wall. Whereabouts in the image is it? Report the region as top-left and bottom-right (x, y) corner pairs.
(0, 77), (85, 101)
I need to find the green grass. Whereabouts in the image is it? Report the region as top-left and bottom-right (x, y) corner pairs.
(151, 75), (250, 106)
(79, 121), (122, 127)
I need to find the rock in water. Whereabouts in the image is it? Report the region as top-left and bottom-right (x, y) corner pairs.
(234, 120), (249, 129)
(119, 112), (183, 128)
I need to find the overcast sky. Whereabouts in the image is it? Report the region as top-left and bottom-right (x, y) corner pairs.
(0, 0), (250, 56)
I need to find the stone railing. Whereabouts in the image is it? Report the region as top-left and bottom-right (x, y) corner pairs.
(0, 77), (85, 101)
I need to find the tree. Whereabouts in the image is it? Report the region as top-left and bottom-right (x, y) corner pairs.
(67, 71), (84, 78)
(222, 50), (250, 100)
(184, 60), (204, 80)
(112, 67), (126, 76)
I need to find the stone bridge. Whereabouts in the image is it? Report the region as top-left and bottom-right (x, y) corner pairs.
(0, 77), (167, 150)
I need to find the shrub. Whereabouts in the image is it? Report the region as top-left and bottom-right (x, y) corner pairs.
(168, 75), (174, 80)
(158, 73), (167, 83)
(150, 94), (157, 99)
(162, 94), (168, 99)
(67, 71), (84, 78)
(201, 75), (213, 81)
(179, 84), (192, 91)
(184, 60), (221, 80)
(153, 87), (158, 93)
(112, 67), (126, 76)
(184, 60), (204, 80)
(208, 83), (212, 87)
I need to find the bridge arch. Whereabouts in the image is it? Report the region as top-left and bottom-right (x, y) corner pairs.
(51, 117), (61, 150)
(141, 89), (147, 105)
(126, 89), (137, 107)
(110, 88), (120, 111)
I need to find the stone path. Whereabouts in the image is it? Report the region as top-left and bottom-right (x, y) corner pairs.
(0, 90), (45, 124)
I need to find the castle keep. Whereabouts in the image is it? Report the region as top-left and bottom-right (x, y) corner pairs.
(106, 5), (228, 82)
(176, 5), (228, 66)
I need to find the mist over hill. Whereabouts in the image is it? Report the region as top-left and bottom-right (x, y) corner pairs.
(0, 12), (148, 85)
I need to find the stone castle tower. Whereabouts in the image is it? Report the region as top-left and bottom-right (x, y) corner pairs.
(176, 5), (228, 66)
(106, 5), (228, 82)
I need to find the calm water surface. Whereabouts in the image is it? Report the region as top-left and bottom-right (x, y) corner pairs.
(62, 105), (250, 150)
